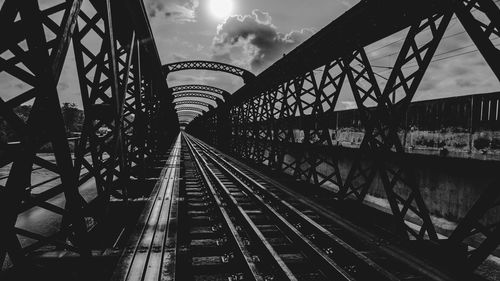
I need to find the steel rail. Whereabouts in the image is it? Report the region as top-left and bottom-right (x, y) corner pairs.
(188, 135), (359, 281)
(184, 133), (298, 281)
(184, 133), (264, 281)
(191, 135), (456, 281)
(190, 136), (405, 280)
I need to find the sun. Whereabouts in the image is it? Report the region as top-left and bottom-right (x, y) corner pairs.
(208, 0), (233, 19)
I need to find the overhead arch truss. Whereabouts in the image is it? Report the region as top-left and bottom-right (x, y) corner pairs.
(175, 100), (212, 109)
(176, 107), (206, 114)
(173, 92), (223, 102)
(171, 84), (230, 98)
(178, 111), (201, 116)
(163, 61), (255, 83)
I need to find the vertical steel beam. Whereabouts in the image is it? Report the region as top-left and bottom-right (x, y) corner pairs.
(0, 0), (88, 266)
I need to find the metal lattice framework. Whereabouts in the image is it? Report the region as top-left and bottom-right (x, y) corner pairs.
(178, 110), (199, 117)
(173, 92), (223, 102)
(174, 100), (212, 109)
(187, 0), (500, 269)
(178, 111), (200, 116)
(176, 107), (205, 114)
(178, 108), (200, 116)
(0, 0), (178, 266)
(179, 116), (198, 121)
(171, 84), (230, 98)
(163, 61), (255, 83)
(179, 117), (196, 122)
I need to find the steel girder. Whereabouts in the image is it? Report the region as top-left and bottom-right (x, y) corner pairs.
(176, 107), (205, 114)
(174, 100), (213, 110)
(187, 0), (500, 269)
(165, 66), (249, 130)
(179, 118), (199, 121)
(0, 0), (89, 266)
(163, 61), (255, 83)
(171, 84), (230, 99)
(180, 108), (199, 112)
(0, 0), (178, 267)
(171, 84), (230, 141)
(178, 111), (200, 119)
(178, 111), (200, 117)
(179, 117), (196, 122)
(173, 92), (223, 102)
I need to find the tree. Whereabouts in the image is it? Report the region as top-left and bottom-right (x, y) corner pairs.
(61, 102), (84, 134)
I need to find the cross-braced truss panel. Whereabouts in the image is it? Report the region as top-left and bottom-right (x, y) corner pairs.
(186, 0), (500, 269)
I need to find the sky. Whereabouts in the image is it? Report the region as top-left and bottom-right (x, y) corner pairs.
(1, 0), (499, 114)
(147, 0), (500, 112)
(151, 0), (358, 96)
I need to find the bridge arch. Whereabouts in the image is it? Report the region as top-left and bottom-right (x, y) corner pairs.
(178, 114), (198, 119)
(179, 114), (197, 118)
(176, 107), (206, 114)
(171, 84), (230, 99)
(163, 61), (255, 83)
(173, 92), (223, 103)
(178, 109), (202, 115)
(178, 115), (198, 121)
(175, 100), (212, 109)
(177, 112), (202, 123)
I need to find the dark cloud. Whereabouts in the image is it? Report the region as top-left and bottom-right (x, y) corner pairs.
(165, 11), (182, 17)
(212, 52), (232, 64)
(145, 0), (165, 17)
(211, 10), (313, 72)
(145, 0), (199, 22)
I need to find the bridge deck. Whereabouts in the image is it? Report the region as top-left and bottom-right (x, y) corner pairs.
(102, 133), (495, 281)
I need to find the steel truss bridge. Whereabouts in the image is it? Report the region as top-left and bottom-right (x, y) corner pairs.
(1, 0), (500, 280)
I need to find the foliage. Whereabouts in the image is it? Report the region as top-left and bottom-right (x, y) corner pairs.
(0, 103), (84, 146)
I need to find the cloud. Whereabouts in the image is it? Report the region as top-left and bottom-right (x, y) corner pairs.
(211, 10), (314, 72)
(456, 78), (477, 88)
(145, 0), (199, 22)
(171, 53), (187, 61)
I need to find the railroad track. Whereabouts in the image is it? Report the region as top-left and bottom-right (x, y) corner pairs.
(179, 135), (304, 280)
(181, 133), (455, 281)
